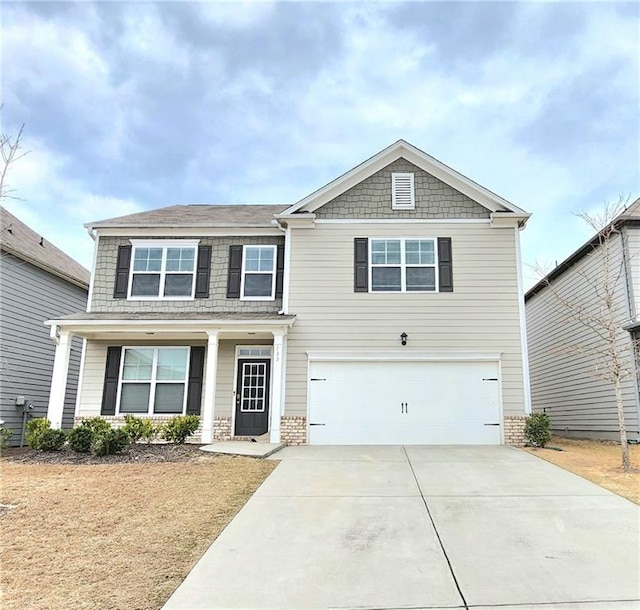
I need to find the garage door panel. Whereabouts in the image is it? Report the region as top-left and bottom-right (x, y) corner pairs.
(308, 360), (501, 445)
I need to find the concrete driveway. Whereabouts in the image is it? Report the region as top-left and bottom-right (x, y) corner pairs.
(164, 446), (640, 609)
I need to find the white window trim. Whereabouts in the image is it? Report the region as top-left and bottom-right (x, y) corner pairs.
(240, 244), (277, 301)
(369, 237), (439, 293)
(116, 346), (191, 416)
(127, 239), (200, 301)
(391, 172), (415, 210)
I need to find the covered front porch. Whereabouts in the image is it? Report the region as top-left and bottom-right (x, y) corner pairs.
(45, 313), (296, 444)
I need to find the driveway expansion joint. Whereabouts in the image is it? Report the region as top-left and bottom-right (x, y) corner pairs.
(402, 446), (469, 610)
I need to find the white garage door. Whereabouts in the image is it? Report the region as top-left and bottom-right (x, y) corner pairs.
(308, 360), (501, 445)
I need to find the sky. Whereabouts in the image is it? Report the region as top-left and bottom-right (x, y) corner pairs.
(2, 1), (639, 289)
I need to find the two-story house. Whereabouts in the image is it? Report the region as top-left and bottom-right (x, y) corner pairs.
(45, 141), (531, 446)
(526, 199), (640, 441)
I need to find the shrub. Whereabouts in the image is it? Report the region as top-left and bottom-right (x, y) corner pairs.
(91, 428), (130, 457)
(160, 415), (200, 444)
(25, 418), (53, 450)
(524, 412), (552, 448)
(39, 428), (67, 451)
(68, 426), (94, 453)
(79, 417), (112, 435)
(0, 426), (12, 450)
(122, 414), (158, 444)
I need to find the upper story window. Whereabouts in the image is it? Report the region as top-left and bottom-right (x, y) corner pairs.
(391, 173), (415, 210)
(370, 238), (437, 292)
(241, 245), (277, 300)
(128, 240), (199, 299)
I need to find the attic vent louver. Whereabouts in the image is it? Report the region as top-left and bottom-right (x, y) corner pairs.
(392, 173), (415, 209)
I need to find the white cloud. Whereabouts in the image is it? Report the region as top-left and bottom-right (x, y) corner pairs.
(4, 137), (142, 269)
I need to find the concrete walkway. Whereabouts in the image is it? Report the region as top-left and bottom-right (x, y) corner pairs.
(164, 446), (640, 609)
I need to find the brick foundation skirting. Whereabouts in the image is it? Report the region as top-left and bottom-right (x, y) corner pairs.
(74, 415), (204, 443)
(504, 415), (527, 447)
(280, 416), (307, 445)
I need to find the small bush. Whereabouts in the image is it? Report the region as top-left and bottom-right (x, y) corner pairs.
(160, 415), (200, 444)
(0, 426), (12, 450)
(524, 412), (552, 448)
(25, 418), (53, 450)
(91, 428), (130, 457)
(68, 426), (94, 453)
(122, 414), (158, 444)
(39, 428), (67, 451)
(79, 417), (112, 435)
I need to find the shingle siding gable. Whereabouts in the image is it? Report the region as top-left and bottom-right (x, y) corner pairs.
(314, 158), (490, 219)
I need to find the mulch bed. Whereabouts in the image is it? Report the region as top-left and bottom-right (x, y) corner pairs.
(2, 443), (209, 465)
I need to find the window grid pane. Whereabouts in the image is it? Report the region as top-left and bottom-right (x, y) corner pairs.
(245, 247), (274, 272)
(156, 349), (188, 380)
(122, 349), (154, 380)
(166, 248), (195, 272)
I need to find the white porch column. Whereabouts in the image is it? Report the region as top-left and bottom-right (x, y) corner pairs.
(200, 331), (219, 444)
(47, 329), (72, 429)
(270, 331), (286, 443)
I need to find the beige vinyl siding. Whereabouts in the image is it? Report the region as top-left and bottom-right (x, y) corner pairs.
(77, 339), (271, 420)
(526, 232), (640, 439)
(624, 226), (640, 318)
(284, 222), (526, 418)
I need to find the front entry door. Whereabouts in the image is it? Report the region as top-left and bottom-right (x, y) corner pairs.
(234, 358), (271, 436)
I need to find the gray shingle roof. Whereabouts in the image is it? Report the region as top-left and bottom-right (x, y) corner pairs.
(87, 204), (289, 229)
(1, 206), (90, 288)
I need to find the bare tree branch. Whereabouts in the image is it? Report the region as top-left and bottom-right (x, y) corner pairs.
(0, 120), (29, 203)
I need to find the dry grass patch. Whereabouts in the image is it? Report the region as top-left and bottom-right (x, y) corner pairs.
(525, 436), (640, 505)
(0, 453), (277, 610)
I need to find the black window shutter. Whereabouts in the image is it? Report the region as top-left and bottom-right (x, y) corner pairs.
(226, 245), (243, 298)
(438, 237), (453, 292)
(275, 244), (285, 298)
(186, 346), (205, 415)
(354, 238), (369, 292)
(114, 245), (132, 298)
(101, 347), (122, 416)
(195, 245), (212, 299)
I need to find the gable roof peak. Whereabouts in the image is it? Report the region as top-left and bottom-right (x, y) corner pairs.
(282, 140), (529, 219)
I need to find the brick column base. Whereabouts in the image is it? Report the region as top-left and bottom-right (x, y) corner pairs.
(213, 417), (232, 441)
(504, 415), (527, 447)
(281, 416), (307, 445)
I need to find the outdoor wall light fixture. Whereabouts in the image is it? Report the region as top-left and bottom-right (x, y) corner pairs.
(400, 332), (408, 346)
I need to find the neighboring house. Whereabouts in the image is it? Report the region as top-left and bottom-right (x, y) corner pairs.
(45, 140), (531, 446)
(526, 199), (640, 441)
(0, 206), (89, 446)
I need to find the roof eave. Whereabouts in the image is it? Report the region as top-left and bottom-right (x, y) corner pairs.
(88, 221), (280, 231)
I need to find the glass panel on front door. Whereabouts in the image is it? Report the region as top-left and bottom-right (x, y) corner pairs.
(240, 362), (267, 412)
